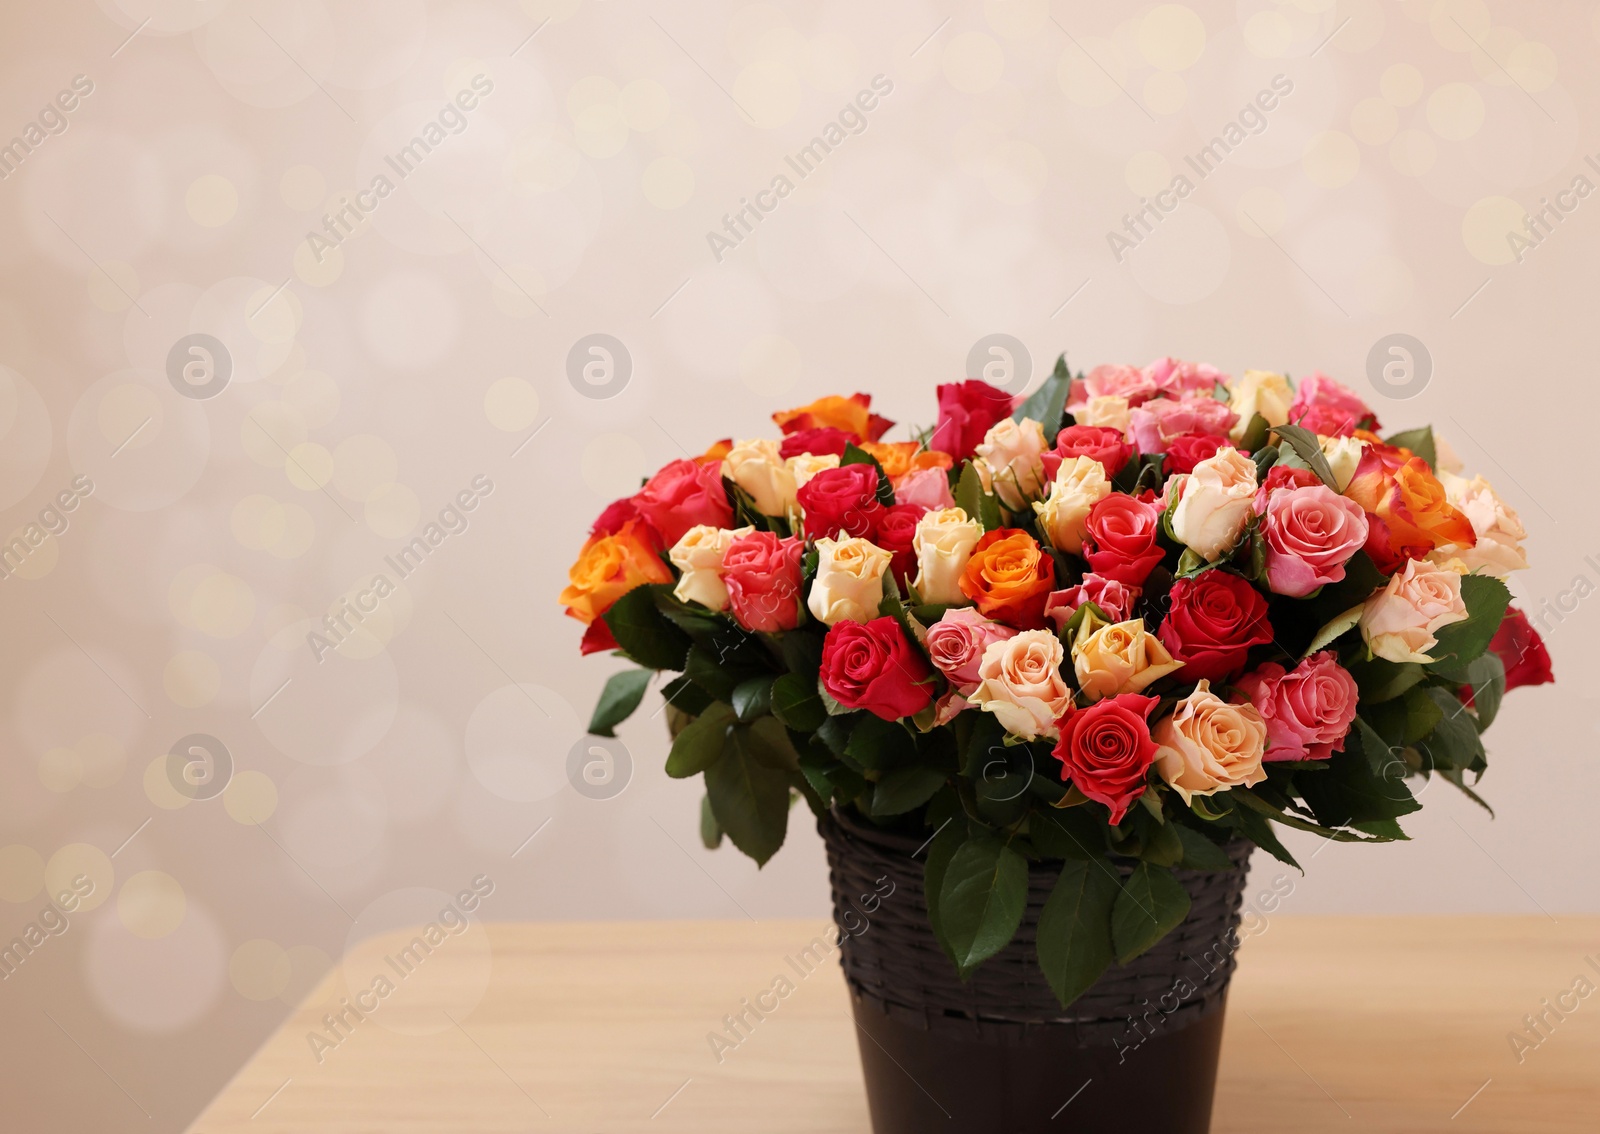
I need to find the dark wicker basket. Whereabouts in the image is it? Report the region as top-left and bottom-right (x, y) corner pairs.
(821, 805), (1253, 1048)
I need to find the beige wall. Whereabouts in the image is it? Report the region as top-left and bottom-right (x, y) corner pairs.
(0, 0), (1593, 1129)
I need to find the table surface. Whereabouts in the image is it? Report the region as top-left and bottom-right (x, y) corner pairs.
(191, 915), (1600, 1133)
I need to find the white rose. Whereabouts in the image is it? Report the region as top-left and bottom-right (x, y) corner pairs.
(1169, 447), (1257, 560)
(1319, 434), (1367, 492)
(1360, 559), (1469, 663)
(668, 525), (753, 611)
(970, 630), (1075, 741)
(912, 507), (983, 605)
(1227, 370), (1292, 442)
(1076, 395), (1131, 437)
(1431, 471), (1528, 576)
(974, 417), (1049, 509)
(785, 452), (840, 491)
(1032, 456), (1110, 553)
(808, 536), (893, 625)
(722, 438), (794, 516)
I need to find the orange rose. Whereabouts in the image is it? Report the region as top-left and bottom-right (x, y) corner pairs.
(958, 528), (1055, 629)
(772, 393), (893, 442)
(699, 438), (733, 464)
(1344, 441), (1475, 566)
(907, 449), (954, 474)
(860, 440), (922, 480)
(559, 518), (672, 630)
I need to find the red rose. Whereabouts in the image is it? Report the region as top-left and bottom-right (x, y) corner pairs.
(796, 464), (883, 540)
(580, 620), (618, 655)
(874, 502), (927, 584)
(633, 459), (733, 547)
(930, 380), (1014, 461)
(1051, 693), (1160, 825)
(820, 616), (935, 721)
(1159, 571), (1275, 682)
(1041, 424), (1135, 482)
(779, 427), (853, 460)
(1165, 433), (1241, 476)
(591, 495), (646, 540)
(1082, 494), (1166, 585)
(1489, 606), (1554, 691)
(723, 532), (805, 632)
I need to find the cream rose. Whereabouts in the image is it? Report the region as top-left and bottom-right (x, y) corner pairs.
(807, 536), (894, 625)
(722, 438), (795, 516)
(1075, 394), (1132, 437)
(1071, 616), (1184, 701)
(970, 629), (1075, 740)
(1033, 456), (1111, 553)
(912, 507), (983, 605)
(1169, 447), (1257, 560)
(975, 417), (1050, 509)
(668, 524), (753, 611)
(1153, 681), (1268, 803)
(1431, 471), (1528, 577)
(1434, 433), (1465, 475)
(1360, 558), (1469, 663)
(1319, 434), (1367, 492)
(1227, 370), (1292, 441)
(785, 452), (840, 491)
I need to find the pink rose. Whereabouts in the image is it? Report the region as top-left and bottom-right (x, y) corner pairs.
(1128, 396), (1238, 454)
(1143, 357), (1226, 399)
(1288, 372), (1379, 435)
(1235, 652), (1359, 761)
(1044, 575), (1140, 631)
(1261, 484), (1370, 597)
(1041, 424), (1134, 481)
(931, 380), (1014, 461)
(722, 532), (805, 632)
(632, 459), (734, 547)
(1069, 364), (1159, 412)
(895, 466), (955, 511)
(925, 607), (1017, 693)
(1252, 465), (1322, 514)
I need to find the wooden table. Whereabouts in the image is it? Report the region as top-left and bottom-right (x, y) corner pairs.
(191, 916), (1600, 1133)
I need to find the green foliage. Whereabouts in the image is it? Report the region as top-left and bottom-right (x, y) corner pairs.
(871, 766), (950, 816)
(704, 717), (794, 865)
(1037, 860), (1118, 1007)
(955, 461), (1001, 531)
(1012, 353), (1071, 432)
(601, 585), (692, 670)
(1384, 425), (1436, 469)
(1173, 825), (1233, 871)
(665, 702), (735, 779)
(730, 676), (774, 722)
(770, 671), (826, 731)
(1111, 863), (1191, 964)
(923, 820), (966, 966)
(587, 668), (652, 737)
(1272, 423), (1339, 489)
(938, 836), (1029, 975)
(1427, 575), (1511, 670)
(700, 794), (723, 849)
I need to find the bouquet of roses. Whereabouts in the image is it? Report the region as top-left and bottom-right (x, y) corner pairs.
(560, 355), (1553, 1006)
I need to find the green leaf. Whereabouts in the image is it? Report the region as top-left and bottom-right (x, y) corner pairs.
(1029, 806), (1106, 861)
(700, 793), (723, 849)
(704, 719), (792, 865)
(1350, 658), (1425, 703)
(1295, 744), (1422, 826)
(871, 765), (949, 816)
(731, 676), (774, 722)
(1304, 604), (1364, 657)
(1111, 863), (1191, 964)
(588, 668), (652, 737)
(1272, 423), (1339, 489)
(1251, 444), (1280, 482)
(779, 630), (824, 676)
(938, 837), (1029, 974)
(770, 672), (826, 731)
(1427, 574), (1511, 670)
(1140, 818), (1185, 867)
(660, 674), (712, 718)
(1013, 353), (1071, 432)
(665, 702), (735, 778)
(1174, 825), (1233, 871)
(1418, 687), (1486, 774)
(923, 819), (966, 966)
(1463, 653), (1506, 729)
(1229, 798), (1302, 868)
(683, 645), (745, 701)
(1384, 425), (1436, 470)
(601, 585), (692, 670)
(1036, 860), (1118, 1008)
(845, 714), (918, 771)
(739, 715), (801, 772)
(1238, 412), (1270, 453)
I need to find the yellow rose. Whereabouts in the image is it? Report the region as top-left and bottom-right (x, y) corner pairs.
(1076, 394), (1131, 436)
(1071, 616), (1183, 701)
(1228, 370), (1291, 441)
(785, 452), (840, 491)
(1153, 681), (1268, 804)
(722, 438), (794, 516)
(912, 507), (983, 605)
(1033, 456), (1111, 553)
(1169, 447), (1257, 561)
(668, 525), (753, 611)
(807, 536), (893, 625)
(970, 630), (1075, 740)
(974, 417), (1049, 509)
(1319, 434), (1366, 492)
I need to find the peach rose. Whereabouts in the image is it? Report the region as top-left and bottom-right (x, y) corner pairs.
(1032, 455), (1111, 553)
(722, 438), (795, 516)
(807, 536), (894, 626)
(970, 629), (1075, 741)
(1360, 558), (1469, 663)
(1169, 447), (1257, 561)
(975, 417), (1050, 509)
(912, 506), (983, 605)
(1431, 471), (1528, 577)
(1153, 681), (1268, 804)
(1071, 615), (1184, 701)
(667, 524), (753, 611)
